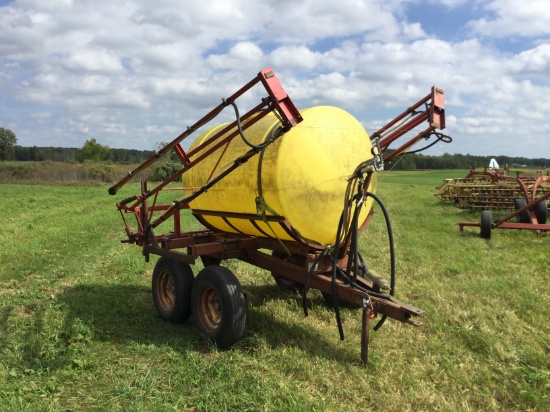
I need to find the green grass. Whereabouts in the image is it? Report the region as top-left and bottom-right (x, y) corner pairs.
(1, 171), (548, 411)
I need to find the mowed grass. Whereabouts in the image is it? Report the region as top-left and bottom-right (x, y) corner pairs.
(0, 170), (548, 411)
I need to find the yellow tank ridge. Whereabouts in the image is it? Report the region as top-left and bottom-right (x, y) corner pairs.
(185, 106), (376, 245)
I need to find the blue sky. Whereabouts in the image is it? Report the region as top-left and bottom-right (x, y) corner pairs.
(1, 0), (549, 158)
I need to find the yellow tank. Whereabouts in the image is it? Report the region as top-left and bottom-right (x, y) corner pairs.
(184, 106), (376, 245)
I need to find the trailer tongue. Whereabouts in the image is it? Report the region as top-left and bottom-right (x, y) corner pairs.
(110, 68), (448, 363)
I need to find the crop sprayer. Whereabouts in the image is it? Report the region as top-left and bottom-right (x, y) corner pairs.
(109, 68), (448, 363)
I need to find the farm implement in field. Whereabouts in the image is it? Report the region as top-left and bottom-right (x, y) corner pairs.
(109, 68), (448, 363)
(436, 166), (550, 210)
(436, 167), (550, 237)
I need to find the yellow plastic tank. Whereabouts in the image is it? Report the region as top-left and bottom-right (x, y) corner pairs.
(184, 106), (376, 245)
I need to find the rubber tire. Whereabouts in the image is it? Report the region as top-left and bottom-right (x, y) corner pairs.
(480, 210), (492, 239)
(514, 198), (530, 223)
(534, 199), (548, 224)
(191, 265), (246, 349)
(152, 257), (194, 323)
(270, 251), (304, 292)
(201, 255), (222, 267)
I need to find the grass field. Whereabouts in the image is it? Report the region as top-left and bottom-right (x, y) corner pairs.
(1, 170), (548, 411)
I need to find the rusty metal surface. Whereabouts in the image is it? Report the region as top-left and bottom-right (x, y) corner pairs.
(242, 248), (424, 323)
(437, 167), (550, 210)
(458, 191), (550, 235)
(361, 304), (372, 364)
(138, 226), (426, 328)
(371, 86), (446, 162)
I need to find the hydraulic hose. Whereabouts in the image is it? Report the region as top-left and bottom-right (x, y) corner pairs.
(365, 191), (396, 331)
(225, 100), (273, 150)
(302, 251), (328, 317)
(397, 131), (452, 155)
(302, 162), (397, 339)
(330, 213), (346, 341)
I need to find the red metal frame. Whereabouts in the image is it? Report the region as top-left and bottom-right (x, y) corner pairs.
(111, 68), (303, 238)
(371, 86), (445, 161)
(108, 68), (302, 197)
(458, 175), (550, 236)
(111, 75), (450, 362)
(463, 165), (510, 182)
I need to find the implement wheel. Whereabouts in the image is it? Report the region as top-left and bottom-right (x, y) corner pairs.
(191, 265), (246, 348)
(152, 257), (194, 323)
(534, 199), (548, 224)
(514, 198), (530, 223)
(480, 210), (492, 239)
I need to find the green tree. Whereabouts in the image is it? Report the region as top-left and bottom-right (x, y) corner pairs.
(75, 138), (110, 163)
(0, 127), (17, 162)
(155, 141), (180, 163)
(151, 141), (182, 181)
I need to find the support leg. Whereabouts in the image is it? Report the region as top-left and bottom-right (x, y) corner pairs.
(361, 299), (372, 364)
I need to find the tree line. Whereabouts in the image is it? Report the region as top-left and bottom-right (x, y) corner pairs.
(386, 151), (550, 170)
(11, 141), (154, 164)
(3, 138), (549, 170)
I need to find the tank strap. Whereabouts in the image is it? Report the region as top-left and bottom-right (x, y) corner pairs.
(255, 197), (292, 257)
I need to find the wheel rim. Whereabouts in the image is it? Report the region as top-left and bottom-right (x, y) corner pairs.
(156, 269), (175, 312)
(197, 284), (222, 332)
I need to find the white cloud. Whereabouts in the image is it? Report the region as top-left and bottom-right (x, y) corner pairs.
(208, 42), (265, 69)
(510, 44), (550, 77)
(62, 50), (125, 73)
(0, 0), (549, 158)
(258, 0), (413, 43)
(401, 21), (426, 39)
(269, 47), (320, 71)
(468, 0), (550, 38)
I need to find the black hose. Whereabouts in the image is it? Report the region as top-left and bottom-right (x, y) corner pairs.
(345, 197), (360, 282)
(351, 196), (361, 285)
(301, 252), (326, 317)
(304, 171), (397, 339)
(226, 100), (273, 150)
(398, 131), (452, 155)
(330, 214), (345, 340)
(365, 192), (395, 331)
(326, 190), (363, 341)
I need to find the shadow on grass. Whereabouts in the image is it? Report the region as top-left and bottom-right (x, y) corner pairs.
(57, 284), (196, 348)
(56, 283), (361, 364)
(243, 284), (363, 363)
